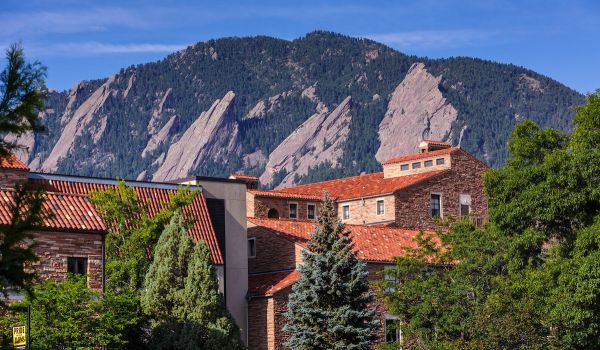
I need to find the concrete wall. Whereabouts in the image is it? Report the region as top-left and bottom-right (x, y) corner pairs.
(181, 178), (249, 344)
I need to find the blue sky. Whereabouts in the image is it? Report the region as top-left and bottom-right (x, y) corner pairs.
(1, 0), (598, 93)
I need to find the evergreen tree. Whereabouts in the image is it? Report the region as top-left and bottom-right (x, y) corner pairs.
(141, 211), (243, 350)
(284, 194), (379, 350)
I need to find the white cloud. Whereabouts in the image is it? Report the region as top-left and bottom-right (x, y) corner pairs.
(365, 30), (493, 50)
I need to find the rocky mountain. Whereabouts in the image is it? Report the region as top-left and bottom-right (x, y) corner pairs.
(15, 31), (584, 188)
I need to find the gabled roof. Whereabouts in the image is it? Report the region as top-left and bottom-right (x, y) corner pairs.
(0, 154), (29, 171)
(255, 170), (447, 201)
(0, 190), (106, 232)
(248, 270), (300, 297)
(248, 217), (427, 263)
(382, 147), (459, 165)
(28, 173), (223, 265)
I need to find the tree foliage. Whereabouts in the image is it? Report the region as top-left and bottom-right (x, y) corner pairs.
(141, 211), (243, 350)
(0, 43), (46, 156)
(385, 90), (600, 349)
(284, 194), (379, 349)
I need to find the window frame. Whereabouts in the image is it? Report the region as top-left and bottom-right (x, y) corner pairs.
(412, 162), (421, 169)
(247, 237), (256, 258)
(376, 198), (385, 216)
(307, 203), (316, 220)
(383, 265), (397, 293)
(430, 192), (442, 218)
(288, 202), (298, 219)
(436, 157), (445, 165)
(400, 164), (409, 171)
(424, 159), (433, 167)
(342, 204), (350, 220)
(459, 194), (471, 217)
(67, 256), (88, 276)
(384, 315), (402, 347)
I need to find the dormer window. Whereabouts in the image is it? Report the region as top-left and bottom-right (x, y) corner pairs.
(436, 158), (445, 165)
(400, 164), (409, 171)
(412, 162), (421, 169)
(424, 160), (433, 167)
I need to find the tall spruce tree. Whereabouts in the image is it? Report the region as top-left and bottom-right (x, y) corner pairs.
(284, 194), (379, 350)
(141, 211), (243, 350)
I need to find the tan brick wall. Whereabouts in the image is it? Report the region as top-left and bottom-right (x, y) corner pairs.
(28, 231), (104, 290)
(250, 195), (321, 221)
(0, 169), (28, 189)
(395, 150), (489, 230)
(337, 195), (395, 225)
(248, 224), (299, 274)
(383, 154), (452, 178)
(248, 297), (275, 350)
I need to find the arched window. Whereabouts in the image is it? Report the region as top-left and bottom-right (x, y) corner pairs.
(267, 208), (279, 219)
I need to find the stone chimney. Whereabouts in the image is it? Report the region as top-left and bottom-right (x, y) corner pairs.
(419, 140), (452, 153)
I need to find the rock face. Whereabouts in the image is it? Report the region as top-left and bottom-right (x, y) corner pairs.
(41, 75), (117, 172)
(260, 96), (352, 187)
(152, 91), (239, 181)
(375, 63), (458, 162)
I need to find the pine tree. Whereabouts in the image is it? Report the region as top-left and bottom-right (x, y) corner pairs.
(284, 194), (379, 350)
(141, 211), (243, 350)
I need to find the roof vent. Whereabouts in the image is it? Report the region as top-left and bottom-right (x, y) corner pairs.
(419, 140), (452, 153)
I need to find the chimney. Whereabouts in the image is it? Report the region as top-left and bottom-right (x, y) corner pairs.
(419, 140), (452, 153)
(228, 174), (258, 190)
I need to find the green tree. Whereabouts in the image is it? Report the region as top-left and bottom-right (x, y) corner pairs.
(0, 275), (139, 349)
(0, 183), (46, 309)
(385, 90), (600, 349)
(0, 43), (46, 156)
(141, 211), (243, 350)
(284, 194), (379, 350)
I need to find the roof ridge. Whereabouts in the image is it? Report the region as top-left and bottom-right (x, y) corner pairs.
(273, 171), (384, 193)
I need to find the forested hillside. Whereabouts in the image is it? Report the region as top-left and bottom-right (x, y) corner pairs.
(17, 31), (584, 188)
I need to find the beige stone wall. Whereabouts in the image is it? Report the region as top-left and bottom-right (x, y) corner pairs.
(337, 195), (395, 225)
(251, 195), (321, 221)
(29, 230), (104, 290)
(383, 153), (451, 178)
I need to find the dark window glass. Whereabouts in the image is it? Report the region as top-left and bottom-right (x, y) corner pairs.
(431, 194), (441, 218)
(343, 205), (350, 220)
(248, 238), (256, 258)
(307, 205), (316, 220)
(412, 162), (421, 169)
(400, 164), (409, 171)
(267, 208), (279, 218)
(67, 257), (87, 275)
(461, 204), (470, 217)
(377, 200), (385, 215)
(385, 318), (400, 343)
(424, 160), (433, 167)
(289, 203), (298, 219)
(436, 158), (445, 165)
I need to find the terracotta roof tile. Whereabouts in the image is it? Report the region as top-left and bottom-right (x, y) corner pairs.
(248, 217), (429, 262)
(248, 270), (300, 296)
(29, 178), (223, 265)
(264, 170), (447, 201)
(0, 190), (106, 232)
(230, 174), (258, 181)
(422, 140), (452, 147)
(0, 154), (29, 171)
(382, 147), (459, 165)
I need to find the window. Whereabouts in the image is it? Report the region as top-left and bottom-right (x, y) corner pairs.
(460, 194), (471, 217)
(384, 265), (397, 293)
(289, 203), (298, 219)
(436, 158), (445, 165)
(67, 257), (87, 275)
(424, 160), (433, 167)
(400, 164), (409, 171)
(376, 199), (385, 215)
(267, 208), (279, 219)
(248, 238), (256, 258)
(307, 204), (316, 220)
(342, 205), (350, 220)
(412, 162), (421, 169)
(431, 193), (442, 218)
(384, 317), (401, 346)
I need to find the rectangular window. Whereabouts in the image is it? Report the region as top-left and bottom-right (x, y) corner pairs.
(424, 160), (433, 167)
(67, 257), (87, 275)
(460, 194), (471, 217)
(400, 164), (409, 171)
(342, 205), (350, 220)
(289, 203), (298, 219)
(436, 158), (445, 165)
(248, 238), (256, 258)
(307, 204), (316, 220)
(384, 266), (396, 293)
(431, 193), (441, 218)
(412, 162), (421, 169)
(376, 199), (385, 215)
(385, 318), (401, 345)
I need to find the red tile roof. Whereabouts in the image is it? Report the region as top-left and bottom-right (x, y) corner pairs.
(0, 190), (106, 232)
(248, 217), (428, 263)
(230, 174), (258, 181)
(0, 154), (29, 171)
(382, 147), (459, 165)
(29, 176), (223, 265)
(259, 170), (447, 201)
(248, 270), (300, 297)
